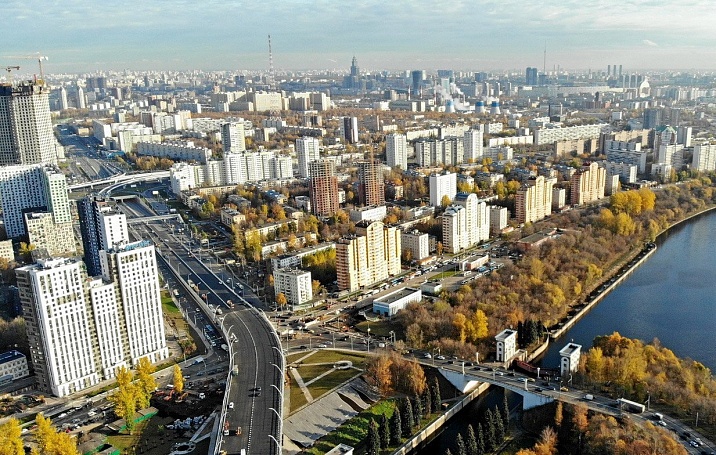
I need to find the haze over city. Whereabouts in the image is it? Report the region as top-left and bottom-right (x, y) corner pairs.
(7, 0), (716, 72)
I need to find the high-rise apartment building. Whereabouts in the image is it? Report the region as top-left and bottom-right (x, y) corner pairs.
(24, 212), (75, 256)
(336, 220), (401, 292)
(429, 171), (457, 207)
(442, 193), (489, 254)
(308, 160), (340, 216)
(341, 117), (359, 144)
(692, 142), (716, 172)
(643, 108), (662, 130)
(526, 67), (539, 86)
(463, 129), (484, 163)
(415, 137), (464, 167)
(385, 134), (408, 170)
(78, 197), (129, 277)
(570, 162), (606, 205)
(221, 121), (246, 153)
(0, 165), (71, 238)
(17, 246), (167, 397)
(357, 159), (385, 207)
(515, 176), (555, 224)
(0, 82), (57, 166)
(296, 136), (321, 178)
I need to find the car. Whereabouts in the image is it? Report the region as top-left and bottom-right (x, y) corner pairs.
(299, 345), (307, 350)
(255, 391), (262, 397)
(658, 420), (667, 427)
(535, 387), (543, 392)
(424, 353), (432, 359)
(690, 441), (699, 448)
(228, 402), (234, 409)
(435, 355), (446, 360)
(317, 344), (328, 348)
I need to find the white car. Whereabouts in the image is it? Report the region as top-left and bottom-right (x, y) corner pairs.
(424, 353), (432, 359)
(228, 402), (234, 409)
(317, 344), (328, 348)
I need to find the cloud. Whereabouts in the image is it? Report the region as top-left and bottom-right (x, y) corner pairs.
(643, 40), (659, 47)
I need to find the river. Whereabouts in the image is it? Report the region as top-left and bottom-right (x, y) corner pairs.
(415, 210), (716, 454)
(539, 209), (716, 372)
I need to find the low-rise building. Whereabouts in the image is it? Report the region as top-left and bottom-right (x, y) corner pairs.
(420, 281), (443, 296)
(373, 287), (422, 317)
(0, 240), (13, 262)
(349, 205), (387, 223)
(220, 207), (246, 228)
(0, 350), (29, 385)
(495, 329), (517, 363)
(270, 243), (336, 270)
(559, 343), (582, 376)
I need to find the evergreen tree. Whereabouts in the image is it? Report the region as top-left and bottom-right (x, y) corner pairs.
(445, 449), (453, 455)
(466, 424), (478, 455)
(431, 378), (441, 411)
(493, 405), (505, 441)
(476, 422), (486, 454)
(423, 389), (432, 415)
(484, 409), (497, 452)
(517, 321), (524, 346)
(390, 408), (402, 445)
(413, 394), (423, 425)
(402, 398), (414, 437)
(502, 395), (510, 430)
(366, 419), (380, 455)
(379, 413), (390, 449)
(456, 433), (467, 455)
(529, 320), (540, 344)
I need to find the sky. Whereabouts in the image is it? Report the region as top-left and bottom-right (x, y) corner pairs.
(5, 0), (716, 74)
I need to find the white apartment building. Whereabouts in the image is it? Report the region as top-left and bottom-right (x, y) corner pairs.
(296, 137), (321, 178)
(400, 229), (430, 261)
(489, 205), (508, 236)
(604, 140), (647, 174)
(221, 121), (246, 153)
(0, 240), (13, 262)
(98, 207), (129, 250)
(692, 142), (716, 172)
(463, 129), (484, 162)
(534, 123), (603, 145)
(136, 140), (212, 164)
(442, 193), (489, 254)
(273, 268), (313, 306)
(515, 176), (555, 224)
(600, 161), (637, 184)
(0, 165), (72, 238)
(0, 350), (29, 384)
(415, 137), (463, 167)
(386, 133), (408, 169)
(429, 172), (457, 206)
(0, 82), (57, 166)
(483, 146), (514, 162)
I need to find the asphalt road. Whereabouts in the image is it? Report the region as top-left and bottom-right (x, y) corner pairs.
(123, 202), (282, 455)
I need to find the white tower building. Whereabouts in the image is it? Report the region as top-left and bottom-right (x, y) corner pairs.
(296, 136), (321, 178)
(221, 121), (246, 153)
(386, 133), (408, 170)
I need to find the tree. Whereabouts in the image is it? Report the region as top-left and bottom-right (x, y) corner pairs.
(423, 389), (432, 415)
(431, 378), (441, 411)
(554, 401), (563, 428)
(34, 414), (79, 455)
(465, 424), (478, 455)
(445, 449), (453, 455)
(365, 354), (393, 396)
(379, 413), (390, 449)
(534, 426), (557, 455)
(366, 419), (380, 455)
(502, 394), (510, 430)
(135, 357), (157, 410)
(412, 394), (423, 425)
(436, 241), (444, 256)
(173, 364), (184, 393)
(0, 418), (24, 455)
(441, 194), (452, 207)
(390, 407), (402, 445)
(456, 433), (467, 455)
(108, 367), (139, 433)
(312, 279), (322, 296)
(484, 409), (497, 452)
(493, 405), (505, 442)
(476, 423), (486, 455)
(275, 292), (288, 310)
(402, 398), (414, 436)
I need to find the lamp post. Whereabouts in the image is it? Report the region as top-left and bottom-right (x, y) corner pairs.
(646, 391), (650, 412)
(367, 328), (371, 353)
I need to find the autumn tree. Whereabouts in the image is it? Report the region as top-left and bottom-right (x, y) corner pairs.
(173, 364), (185, 394)
(533, 426), (558, 455)
(275, 292), (288, 310)
(365, 354), (393, 396)
(109, 367), (138, 434)
(135, 357), (157, 410)
(0, 418), (24, 455)
(34, 413), (79, 455)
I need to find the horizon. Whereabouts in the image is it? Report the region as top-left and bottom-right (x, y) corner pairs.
(6, 0), (716, 74)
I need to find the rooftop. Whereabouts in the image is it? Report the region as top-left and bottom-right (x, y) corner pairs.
(374, 287), (420, 305)
(559, 343), (582, 355)
(495, 329), (517, 341)
(0, 350), (25, 365)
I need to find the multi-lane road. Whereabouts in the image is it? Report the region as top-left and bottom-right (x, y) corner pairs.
(122, 199), (282, 455)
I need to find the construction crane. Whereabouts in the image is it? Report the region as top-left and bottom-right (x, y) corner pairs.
(4, 66), (20, 84)
(4, 53), (48, 81)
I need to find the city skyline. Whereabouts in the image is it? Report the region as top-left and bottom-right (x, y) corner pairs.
(5, 0), (716, 73)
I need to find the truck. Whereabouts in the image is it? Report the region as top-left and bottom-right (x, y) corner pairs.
(617, 398), (645, 413)
(232, 365), (239, 376)
(584, 394), (594, 401)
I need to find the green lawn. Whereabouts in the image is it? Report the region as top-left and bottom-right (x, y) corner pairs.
(355, 320), (401, 339)
(297, 364), (334, 384)
(287, 351), (311, 363)
(162, 297), (180, 314)
(307, 368), (361, 400)
(303, 350), (367, 368)
(106, 420), (149, 452)
(306, 400), (396, 455)
(289, 383), (308, 414)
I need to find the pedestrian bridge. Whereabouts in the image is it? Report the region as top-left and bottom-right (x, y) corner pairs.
(439, 368), (554, 410)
